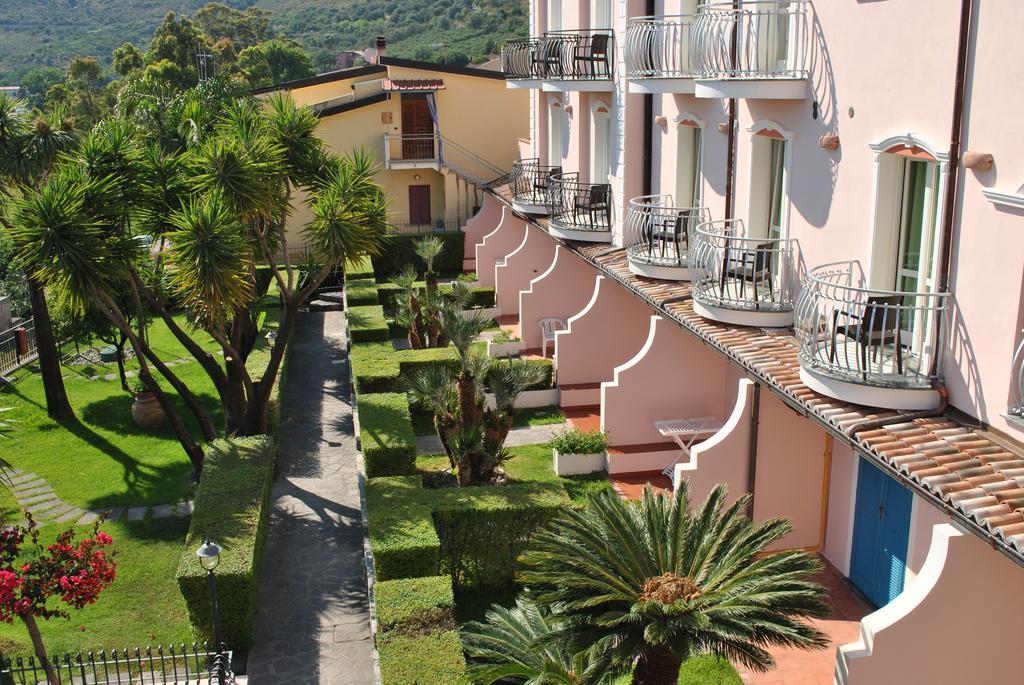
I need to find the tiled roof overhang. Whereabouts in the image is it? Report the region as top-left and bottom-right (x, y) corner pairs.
(488, 183), (1024, 569)
(382, 79), (445, 92)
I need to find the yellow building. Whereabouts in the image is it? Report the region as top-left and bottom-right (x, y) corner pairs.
(255, 49), (529, 244)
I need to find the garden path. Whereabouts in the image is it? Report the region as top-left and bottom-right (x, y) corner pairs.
(0, 467), (193, 527)
(415, 420), (568, 455)
(247, 310), (375, 685)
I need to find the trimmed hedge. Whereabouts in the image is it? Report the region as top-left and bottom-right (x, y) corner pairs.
(350, 341), (402, 395)
(378, 630), (466, 685)
(175, 436), (276, 649)
(377, 281), (494, 314)
(348, 305), (389, 343)
(372, 232), (465, 277)
(359, 393), (417, 477)
(366, 477), (441, 580)
(345, 255), (375, 279)
(374, 575), (455, 634)
(346, 278), (380, 306)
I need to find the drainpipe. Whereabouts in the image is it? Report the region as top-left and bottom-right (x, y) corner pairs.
(746, 382), (761, 518)
(723, 2), (739, 220)
(642, 0), (655, 197)
(930, 0), (974, 378)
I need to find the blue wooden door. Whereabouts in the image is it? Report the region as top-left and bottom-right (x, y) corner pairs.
(850, 458), (913, 607)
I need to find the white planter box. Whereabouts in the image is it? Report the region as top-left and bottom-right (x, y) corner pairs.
(487, 340), (524, 358)
(484, 388), (560, 410)
(553, 448), (607, 476)
(466, 306), (501, 320)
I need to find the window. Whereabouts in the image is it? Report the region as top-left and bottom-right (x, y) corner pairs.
(593, 0), (612, 29)
(591, 103), (611, 185)
(549, 0), (562, 32)
(754, 0), (793, 74)
(748, 129), (789, 239)
(549, 100), (564, 166)
(675, 123), (703, 208)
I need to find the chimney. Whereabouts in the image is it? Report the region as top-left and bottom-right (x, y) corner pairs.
(374, 36), (387, 63)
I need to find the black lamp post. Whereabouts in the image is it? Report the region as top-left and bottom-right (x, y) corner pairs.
(195, 539), (226, 685)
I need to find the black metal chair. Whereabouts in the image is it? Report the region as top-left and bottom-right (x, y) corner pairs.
(720, 241), (775, 308)
(533, 166), (560, 203)
(651, 210), (689, 263)
(576, 185), (610, 229)
(574, 33), (611, 79)
(829, 295), (904, 381)
(536, 38), (564, 78)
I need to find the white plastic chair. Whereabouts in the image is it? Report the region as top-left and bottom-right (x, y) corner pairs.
(539, 318), (567, 358)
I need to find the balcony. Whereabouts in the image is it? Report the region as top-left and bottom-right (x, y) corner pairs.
(795, 262), (951, 410)
(690, 219), (799, 327)
(691, 1), (810, 99)
(545, 173), (613, 242)
(501, 30), (615, 92)
(624, 15), (700, 94)
(1009, 332), (1024, 428)
(624, 195), (708, 280)
(510, 159), (561, 215)
(384, 133), (438, 169)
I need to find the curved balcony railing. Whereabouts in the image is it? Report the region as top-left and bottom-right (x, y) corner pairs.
(624, 195), (708, 268)
(1010, 332), (1024, 421)
(546, 172), (612, 233)
(510, 159), (562, 208)
(625, 15), (700, 79)
(501, 30), (615, 81)
(691, 219), (799, 313)
(795, 262), (951, 388)
(692, 1), (810, 79)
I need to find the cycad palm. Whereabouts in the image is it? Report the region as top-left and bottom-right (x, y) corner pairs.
(519, 483), (829, 685)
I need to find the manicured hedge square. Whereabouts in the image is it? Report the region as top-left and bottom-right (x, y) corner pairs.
(358, 393), (417, 477)
(377, 630), (466, 685)
(371, 232), (465, 277)
(374, 575), (455, 634)
(366, 477), (441, 580)
(350, 341), (401, 395)
(175, 436), (275, 649)
(348, 305), (390, 343)
(346, 278), (380, 306)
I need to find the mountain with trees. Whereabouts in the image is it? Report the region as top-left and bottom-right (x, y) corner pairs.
(0, 0), (528, 85)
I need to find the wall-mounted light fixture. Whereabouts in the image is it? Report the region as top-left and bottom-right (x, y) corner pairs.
(717, 122), (729, 134)
(654, 115), (668, 128)
(564, 104), (573, 116)
(818, 134), (840, 150)
(962, 150), (993, 171)
(414, 174), (421, 181)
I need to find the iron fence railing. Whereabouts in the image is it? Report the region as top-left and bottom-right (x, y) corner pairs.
(546, 172), (612, 233)
(510, 159), (562, 209)
(795, 261), (951, 389)
(625, 15), (701, 79)
(624, 195), (708, 268)
(692, 1), (810, 79)
(382, 134), (505, 187)
(0, 643), (233, 685)
(1010, 331), (1024, 420)
(691, 219), (800, 313)
(0, 320), (37, 377)
(501, 30), (615, 81)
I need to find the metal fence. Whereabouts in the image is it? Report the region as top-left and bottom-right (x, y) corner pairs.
(501, 30), (616, 81)
(1010, 331), (1024, 422)
(795, 261), (950, 389)
(510, 159), (562, 209)
(546, 173), (613, 233)
(692, 0), (810, 79)
(0, 643), (233, 685)
(624, 195), (708, 269)
(625, 14), (700, 79)
(0, 320), (37, 377)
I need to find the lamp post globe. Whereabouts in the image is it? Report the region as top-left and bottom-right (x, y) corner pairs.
(196, 539), (221, 571)
(195, 539), (226, 684)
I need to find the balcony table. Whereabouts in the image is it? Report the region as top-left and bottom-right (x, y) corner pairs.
(654, 416), (724, 478)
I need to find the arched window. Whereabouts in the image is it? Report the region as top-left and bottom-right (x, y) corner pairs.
(675, 114), (704, 209)
(591, 102), (611, 184)
(747, 119), (793, 240)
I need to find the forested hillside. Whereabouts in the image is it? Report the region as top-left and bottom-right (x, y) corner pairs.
(0, 0), (527, 84)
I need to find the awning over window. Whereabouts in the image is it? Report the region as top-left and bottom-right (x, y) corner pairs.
(382, 79), (445, 92)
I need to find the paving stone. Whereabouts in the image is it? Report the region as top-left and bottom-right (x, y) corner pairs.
(76, 511), (100, 525)
(8, 472), (37, 485)
(151, 504), (174, 519)
(41, 503), (74, 520)
(125, 506), (148, 521)
(105, 507), (124, 522)
(12, 479), (48, 494)
(57, 507), (86, 523)
(13, 486), (52, 501)
(27, 499), (63, 515)
(18, 492), (58, 506)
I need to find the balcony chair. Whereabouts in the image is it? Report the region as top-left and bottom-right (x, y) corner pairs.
(651, 210), (690, 263)
(535, 38), (564, 78)
(533, 166), (561, 203)
(574, 33), (611, 79)
(829, 295), (904, 382)
(539, 318), (567, 358)
(720, 241), (775, 309)
(574, 185), (610, 229)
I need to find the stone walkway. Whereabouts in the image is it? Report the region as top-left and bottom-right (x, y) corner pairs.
(415, 420), (567, 455)
(247, 310), (375, 685)
(1, 468), (193, 527)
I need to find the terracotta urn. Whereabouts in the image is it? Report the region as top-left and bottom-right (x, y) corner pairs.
(131, 392), (166, 430)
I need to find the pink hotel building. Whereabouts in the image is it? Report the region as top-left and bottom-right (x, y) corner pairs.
(460, 0), (1024, 682)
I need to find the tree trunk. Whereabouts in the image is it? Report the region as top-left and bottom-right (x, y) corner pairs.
(631, 646), (683, 685)
(237, 301), (298, 437)
(138, 343), (218, 442)
(28, 276), (73, 421)
(116, 333), (129, 392)
(21, 613), (57, 685)
(410, 295), (426, 350)
(435, 416), (456, 470)
(223, 314), (249, 434)
(457, 372), (478, 432)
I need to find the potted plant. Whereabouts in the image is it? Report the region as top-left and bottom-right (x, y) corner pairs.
(549, 428), (608, 476)
(130, 381), (166, 430)
(487, 329), (524, 358)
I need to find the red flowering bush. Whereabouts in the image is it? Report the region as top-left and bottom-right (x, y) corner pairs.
(0, 515), (117, 685)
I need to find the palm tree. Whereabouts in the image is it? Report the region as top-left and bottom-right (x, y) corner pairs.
(463, 598), (607, 685)
(484, 358), (548, 454)
(391, 264), (425, 349)
(519, 483), (829, 685)
(415, 235), (446, 345)
(406, 364), (457, 468)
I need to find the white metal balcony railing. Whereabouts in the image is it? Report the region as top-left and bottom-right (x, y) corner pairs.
(795, 262), (951, 389)
(546, 172), (612, 233)
(501, 30), (615, 81)
(624, 195), (708, 268)
(1010, 333), (1024, 421)
(510, 159), (562, 207)
(625, 15), (700, 79)
(691, 219), (799, 314)
(692, 0), (810, 80)
(383, 134), (506, 186)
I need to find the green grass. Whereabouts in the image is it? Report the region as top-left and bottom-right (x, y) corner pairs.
(511, 405), (565, 428)
(611, 655), (742, 684)
(0, 482), (20, 525)
(0, 516), (196, 656)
